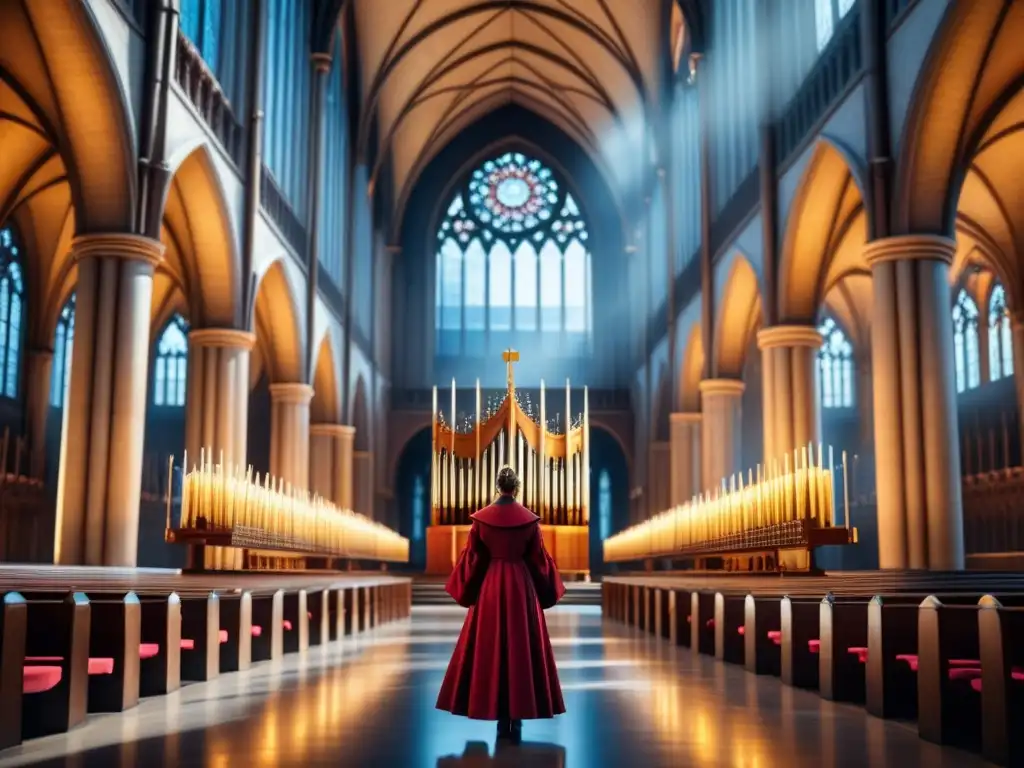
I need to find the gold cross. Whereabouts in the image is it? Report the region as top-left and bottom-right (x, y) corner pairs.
(502, 348), (520, 391)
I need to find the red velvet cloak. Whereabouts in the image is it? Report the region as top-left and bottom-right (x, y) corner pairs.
(436, 496), (566, 721)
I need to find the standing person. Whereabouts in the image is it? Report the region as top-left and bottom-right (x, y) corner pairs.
(436, 466), (566, 741)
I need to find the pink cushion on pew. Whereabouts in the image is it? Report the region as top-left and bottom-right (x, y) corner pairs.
(1014, 668), (1024, 681)
(219, 629), (229, 644)
(971, 678), (982, 693)
(949, 667), (982, 682)
(808, 639), (820, 653)
(139, 643), (160, 660)
(705, 619), (715, 629)
(767, 630), (781, 645)
(308, 612), (313, 619)
(896, 654), (918, 671)
(283, 620), (293, 631)
(251, 625), (263, 637)
(22, 666), (62, 694)
(847, 647), (868, 664)
(25, 656), (113, 675)
(967, 670), (1024, 692)
(737, 626), (745, 636)
(180, 639), (195, 651)
(686, 616), (692, 624)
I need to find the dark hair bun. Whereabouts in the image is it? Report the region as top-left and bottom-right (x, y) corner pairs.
(496, 466), (520, 495)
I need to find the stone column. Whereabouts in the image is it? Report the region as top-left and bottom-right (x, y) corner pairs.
(699, 379), (745, 493)
(757, 325), (823, 465)
(1011, 318), (1024, 453)
(184, 329), (254, 469)
(865, 235), (963, 570)
(308, 423), (355, 508)
(54, 233), (164, 566)
(353, 450), (373, 519)
(648, 441), (670, 514)
(25, 349), (53, 480)
(269, 383), (314, 491)
(669, 412), (701, 503)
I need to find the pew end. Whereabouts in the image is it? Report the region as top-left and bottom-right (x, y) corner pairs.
(139, 592), (181, 696)
(819, 594), (868, 704)
(781, 596), (820, 689)
(179, 592), (220, 682)
(219, 591), (253, 672)
(86, 593), (141, 713)
(0, 592), (27, 750)
(745, 595), (782, 676)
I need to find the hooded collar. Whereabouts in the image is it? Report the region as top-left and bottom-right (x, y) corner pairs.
(470, 496), (539, 527)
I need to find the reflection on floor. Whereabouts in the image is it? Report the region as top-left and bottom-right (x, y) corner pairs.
(0, 606), (990, 767)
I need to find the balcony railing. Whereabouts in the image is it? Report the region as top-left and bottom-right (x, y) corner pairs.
(174, 31), (245, 169)
(775, 4), (864, 168)
(259, 165), (308, 261)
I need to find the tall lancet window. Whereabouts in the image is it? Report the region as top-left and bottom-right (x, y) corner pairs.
(598, 468), (612, 541)
(0, 227), (24, 399)
(953, 289), (981, 393)
(817, 316), (854, 408)
(434, 151), (593, 356)
(989, 283), (1014, 381)
(153, 314), (189, 407)
(51, 296), (75, 408)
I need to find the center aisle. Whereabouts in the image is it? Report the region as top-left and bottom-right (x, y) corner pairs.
(0, 606), (987, 767)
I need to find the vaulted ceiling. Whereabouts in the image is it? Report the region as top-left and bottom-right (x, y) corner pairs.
(352, 0), (674, 222)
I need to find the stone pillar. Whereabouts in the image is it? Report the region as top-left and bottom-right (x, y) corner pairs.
(1011, 318), (1024, 454)
(865, 235), (963, 570)
(353, 450), (373, 519)
(669, 412), (701, 503)
(308, 423), (355, 508)
(184, 329), (254, 469)
(757, 325), (823, 465)
(25, 349), (53, 480)
(269, 383), (314, 491)
(699, 379), (745, 493)
(648, 441), (670, 514)
(54, 233), (164, 566)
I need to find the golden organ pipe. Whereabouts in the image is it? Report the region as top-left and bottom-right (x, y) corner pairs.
(475, 379), (482, 510)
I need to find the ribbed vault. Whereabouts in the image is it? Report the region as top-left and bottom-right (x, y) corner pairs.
(353, 0), (669, 218)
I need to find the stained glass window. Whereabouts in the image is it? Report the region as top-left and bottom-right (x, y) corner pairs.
(153, 314), (189, 407)
(988, 283), (1014, 382)
(51, 295), (75, 408)
(818, 317), (854, 408)
(412, 474), (425, 542)
(434, 151), (592, 355)
(598, 469), (612, 541)
(0, 227), (24, 400)
(953, 289), (981, 393)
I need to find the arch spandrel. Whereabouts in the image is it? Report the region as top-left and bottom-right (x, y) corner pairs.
(713, 253), (761, 379)
(311, 332), (342, 424)
(252, 258), (305, 385)
(677, 323), (704, 413)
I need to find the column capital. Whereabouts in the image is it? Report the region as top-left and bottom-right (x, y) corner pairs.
(699, 378), (745, 397)
(311, 52), (332, 72)
(670, 411), (702, 425)
(269, 382), (315, 404)
(310, 423), (355, 438)
(863, 235), (955, 268)
(71, 233), (165, 268)
(189, 328), (256, 350)
(757, 324), (822, 350)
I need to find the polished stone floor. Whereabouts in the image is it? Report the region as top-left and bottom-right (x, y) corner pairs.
(0, 606), (991, 767)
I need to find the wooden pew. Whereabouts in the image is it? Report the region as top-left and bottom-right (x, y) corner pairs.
(86, 592), (141, 712)
(978, 597), (1024, 766)
(139, 592), (181, 696)
(819, 594), (868, 704)
(744, 594), (782, 676)
(282, 589), (308, 653)
(219, 591), (252, 673)
(672, 589), (693, 647)
(714, 593), (745, 664)
(21, 593), (90, 739)
(865, 595), (924, 720)
(655, 588), (670, 640)
(251, 590), (284, 662)
(780, 596), (820, 689)
(344, 588), (357, 635)
(179, 592), (220, 681)
(309, 589), (329, 647)
(693, 592), (715, 655)
(330, 587), (345, 640)
(0, 591), (26, 750)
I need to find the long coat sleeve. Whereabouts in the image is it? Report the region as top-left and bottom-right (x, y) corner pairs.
(444, 522), (489, 607)
(526, 526), (565, 609)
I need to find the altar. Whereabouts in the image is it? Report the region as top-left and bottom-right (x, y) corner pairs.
(426, 351), (591, 576)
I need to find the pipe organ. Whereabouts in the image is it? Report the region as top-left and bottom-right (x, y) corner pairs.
(426, 350), (591, 575)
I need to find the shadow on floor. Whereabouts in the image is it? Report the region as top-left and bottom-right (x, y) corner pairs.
(437, 740), (566, 767)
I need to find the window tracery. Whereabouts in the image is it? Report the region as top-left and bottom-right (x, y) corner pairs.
(435, 152), (592, 356)
(51, 295), (75, 408)
(953, 289), (981, 393)
(818, 316), (854, 408)
(153, 314), (189, 407)
(0, 227), (24, 400)
(988, 283), (1014, 382)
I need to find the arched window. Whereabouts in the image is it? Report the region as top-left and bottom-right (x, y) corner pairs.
(412, 474), (425, 542)
(51, 295), (75, 408)
(989, 283), (1014, 382)
(815, 0), (856, 52)
(153, 315), (189, 407)
(0, 227), (24, 399)
(434, 151), (593, 355)
(598, 469), (612, 541)
(953, 289), (981, 393)
(818, 317), (854, 408)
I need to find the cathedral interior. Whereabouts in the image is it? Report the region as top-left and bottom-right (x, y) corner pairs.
(1, 0), (1024, 765)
